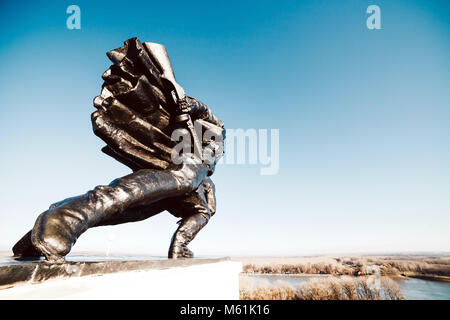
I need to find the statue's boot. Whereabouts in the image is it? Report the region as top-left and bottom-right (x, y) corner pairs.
(12, 230), (43, 258)
(30, 159), (208, 262)
(168, 213), (210, 258)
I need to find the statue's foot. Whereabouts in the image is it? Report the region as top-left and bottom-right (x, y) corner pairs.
(169, 245), (194, 259)
(32, 237), (67, 263)
(12, 230), (43, 258)
(13, 230), (65, 263)
(32, 231), (69, 263)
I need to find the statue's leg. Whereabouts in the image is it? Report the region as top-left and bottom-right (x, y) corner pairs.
(30, 159), (208, 262)
(167, 178), (216, 258)
(93, 202), (165, 227)
(13, 203), (165, 258)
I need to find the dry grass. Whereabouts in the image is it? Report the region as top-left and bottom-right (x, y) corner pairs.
(243, 263), (355, 276)
(240, 255), (450, 280)
(240, 275), (404, 300)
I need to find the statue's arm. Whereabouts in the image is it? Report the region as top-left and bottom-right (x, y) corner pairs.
(186, 96), (224, 129)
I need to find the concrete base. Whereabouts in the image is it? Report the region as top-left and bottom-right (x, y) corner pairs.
(0, 256), (242, 299)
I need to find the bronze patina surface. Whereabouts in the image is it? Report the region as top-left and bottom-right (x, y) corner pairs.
(12, 38), (225, 263)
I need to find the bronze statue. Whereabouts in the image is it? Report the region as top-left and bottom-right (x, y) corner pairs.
(12, 38), (225, 262)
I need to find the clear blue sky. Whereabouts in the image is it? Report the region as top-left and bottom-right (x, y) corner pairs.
(0, 0), (449, 256)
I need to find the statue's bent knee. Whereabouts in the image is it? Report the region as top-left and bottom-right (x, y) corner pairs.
(167, 179), (216, 259)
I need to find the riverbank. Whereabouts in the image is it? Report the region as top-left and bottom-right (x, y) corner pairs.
(239, 274), (405, 300)
(240, 273), (450, 300)
(234, 254), (450, 300)
(234, 254), (450, 282)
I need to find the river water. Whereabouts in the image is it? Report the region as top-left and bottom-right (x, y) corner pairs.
(243, 274), (450, 300)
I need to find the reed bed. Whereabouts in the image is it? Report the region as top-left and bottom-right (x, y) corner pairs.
(240, 275), (404, 300)
(243, 256), (450, 279)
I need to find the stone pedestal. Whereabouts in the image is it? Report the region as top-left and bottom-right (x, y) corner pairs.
(0, 255), (242, 299)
